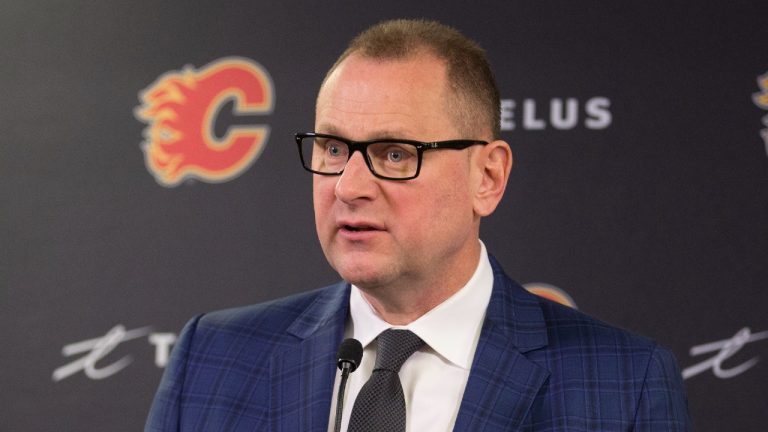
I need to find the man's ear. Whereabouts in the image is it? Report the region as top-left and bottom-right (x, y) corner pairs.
(472, 140), (513, 217)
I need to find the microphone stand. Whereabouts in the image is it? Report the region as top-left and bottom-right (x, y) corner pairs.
(333, 338), (362, 432)
(334, 361), (353, 432)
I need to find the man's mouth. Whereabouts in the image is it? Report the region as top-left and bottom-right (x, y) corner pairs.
(343, 225), (376, 232)
(337, 220), (384, 233)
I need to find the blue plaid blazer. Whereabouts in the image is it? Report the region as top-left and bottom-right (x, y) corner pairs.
(145, 256), (690, 431)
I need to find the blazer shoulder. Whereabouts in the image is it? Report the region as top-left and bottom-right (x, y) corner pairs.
(146, 283), (349, 431)
(488, 255), (660, 355)
(193, 281), (348, 343)
(537, 296), (657, 352)
(538, 298), (690, 428)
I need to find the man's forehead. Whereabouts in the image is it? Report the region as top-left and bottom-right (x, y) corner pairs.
(321, 52), (447, 93)
(314, 122), (418, 140)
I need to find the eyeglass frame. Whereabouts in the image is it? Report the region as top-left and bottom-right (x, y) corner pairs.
(295, 132), (489, 180)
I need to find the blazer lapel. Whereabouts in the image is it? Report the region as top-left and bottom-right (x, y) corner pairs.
(269, 283), (350, 432)
(453, 257), (550, 432)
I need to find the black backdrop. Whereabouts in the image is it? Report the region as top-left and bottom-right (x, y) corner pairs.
(4, 1), (767, 430)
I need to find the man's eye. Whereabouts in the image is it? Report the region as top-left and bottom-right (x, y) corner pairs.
(378, 145), (414, 163)
(388, 149), (405, 162)
(326, 144), (345, 157)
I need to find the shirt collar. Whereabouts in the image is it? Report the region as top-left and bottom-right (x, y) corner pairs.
(349, 241), (493, 369)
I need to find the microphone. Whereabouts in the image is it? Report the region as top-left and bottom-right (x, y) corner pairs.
(337, 338), (363, 372)
(334, 338), (363, 432)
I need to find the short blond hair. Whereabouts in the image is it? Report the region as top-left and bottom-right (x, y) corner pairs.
(323, 19), (500, 139)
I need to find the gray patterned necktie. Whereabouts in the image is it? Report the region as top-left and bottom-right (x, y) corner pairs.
(347, 329), (425, 432)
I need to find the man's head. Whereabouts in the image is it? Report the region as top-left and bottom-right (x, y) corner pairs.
(323, 19), (501, 140)
(310, 19), (512, 321)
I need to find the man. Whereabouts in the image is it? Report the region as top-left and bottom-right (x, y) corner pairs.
(146, 19), (690, 431)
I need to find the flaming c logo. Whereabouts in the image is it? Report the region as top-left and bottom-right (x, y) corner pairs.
(135, 57), (274, 186)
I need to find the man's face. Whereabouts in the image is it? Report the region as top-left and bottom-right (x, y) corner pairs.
(313, 53), (483, 295)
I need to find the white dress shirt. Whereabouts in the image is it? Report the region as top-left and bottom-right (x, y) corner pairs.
(327, 241), (494, 432)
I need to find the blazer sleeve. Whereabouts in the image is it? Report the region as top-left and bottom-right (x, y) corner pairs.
(633, 344), (691, 431)
(144, 315), (203, 432)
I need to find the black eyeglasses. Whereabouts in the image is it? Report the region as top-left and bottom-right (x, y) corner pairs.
(295, 132), (488, 180)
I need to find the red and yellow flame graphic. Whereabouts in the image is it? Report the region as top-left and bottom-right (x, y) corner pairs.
(524, 283), (577, 308)
(135, 57), (274, 186)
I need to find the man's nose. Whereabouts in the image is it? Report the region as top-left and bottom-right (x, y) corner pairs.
(335, 151), (378, 203)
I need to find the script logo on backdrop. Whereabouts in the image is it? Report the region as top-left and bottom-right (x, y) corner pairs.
(135, 57), (274, 187)
(500, 97), (612, 131)
(52, 325), (176, 381)
(682, 327), (768, 380)
(752, 70), (768, 157)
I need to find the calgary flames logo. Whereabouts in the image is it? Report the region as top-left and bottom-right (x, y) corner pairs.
(753, 71), (768, 156)
(135, 57), (274, 186)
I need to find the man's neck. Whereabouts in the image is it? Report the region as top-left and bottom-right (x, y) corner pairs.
(356, 242), (483, 325)
(359, 287), (452, 325)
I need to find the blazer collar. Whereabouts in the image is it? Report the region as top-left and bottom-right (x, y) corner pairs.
(286, 281), (351, 339)
(484, 254), (548, 352)
(271, 282), (351, 432)
(453, 255), (550, 431)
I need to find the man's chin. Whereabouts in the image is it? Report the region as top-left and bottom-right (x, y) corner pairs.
(335, 263), (392, 289)
(340, 271), (385, 289)
(325, 246), (403, 285)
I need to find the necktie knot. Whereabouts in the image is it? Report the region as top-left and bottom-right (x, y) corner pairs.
(374, 329), (425, 373)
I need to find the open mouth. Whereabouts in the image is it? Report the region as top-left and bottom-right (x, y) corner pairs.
(343, 225), (376, 232)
